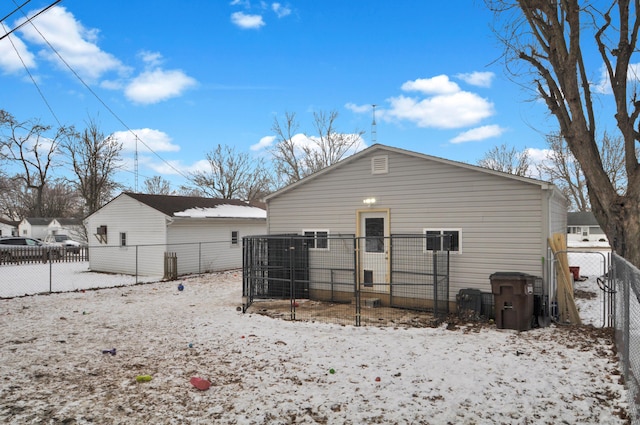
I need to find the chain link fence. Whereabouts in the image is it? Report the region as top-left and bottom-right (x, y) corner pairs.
(0, 241), (241, 298)
(612, 253), (640, 423)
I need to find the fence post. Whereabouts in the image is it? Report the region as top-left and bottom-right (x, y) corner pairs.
(622, 258), (631, 380)
(135, 245), (139, 284)
(49, 255), (53, 293)
(289, 237), (296, 321)
(354, 237), (361, 327)
(433, 249), (439, 315)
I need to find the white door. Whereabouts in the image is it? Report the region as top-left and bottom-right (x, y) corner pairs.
(358, 211), (389, 292)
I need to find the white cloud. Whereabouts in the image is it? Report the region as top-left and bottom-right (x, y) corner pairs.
(4, 6), (194, 105)
(250, 135), (276, 151)
(17, 6), (127, 81)
(345, 102), (372, 114)
(592, 64), (611, 95)
(272, 3), (292, 18)
(231, 12), (265, 29)
(0, 24), (37, 73)
(125, 68), (197, 104)
(593, 63), (640, 94)
(139, 51), (163, 67)
(450, 124), (505, 144)
(348, 73), (496, 131)
(385, 91), (494, 129)
(456, 71), (495, 88)
(112, 128), (180, 153)
(401, 75), (460, 95)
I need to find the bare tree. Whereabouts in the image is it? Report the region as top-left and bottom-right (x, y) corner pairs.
(38, 179), (83, 217)
(539, 133), (590, 212)
(477, 143), (531, 176)
(0, 110), (69, 217)
(270, 110), (365, 186)
(0, 174), (31, 219)
(538, 132), (627, 212)
(270, 112), (304, 185)
(190, 144), (272, 201)
(143, 175), (173, 195)
(61, 118), (123, 216)
(487, 1), (640, 266)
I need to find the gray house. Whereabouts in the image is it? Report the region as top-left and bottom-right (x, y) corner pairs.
(85, 192), (267, 278)
(567, 211), (609, 246)
(263, 144), (567, 310)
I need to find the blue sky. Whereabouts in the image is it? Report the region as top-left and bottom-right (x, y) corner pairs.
(0, 1), (574, 191)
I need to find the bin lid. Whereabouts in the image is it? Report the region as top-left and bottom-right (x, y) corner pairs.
(489, 272), (536, 280)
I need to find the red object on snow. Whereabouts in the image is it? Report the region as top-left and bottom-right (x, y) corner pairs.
(569, 266), (580, 281)
(190, 377), (211, 391)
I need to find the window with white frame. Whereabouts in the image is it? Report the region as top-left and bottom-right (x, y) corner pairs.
(303, 229), (329, 250)
(120, 232), (127, 247)
(424, 229), (461, 253)
(231, 230), (239, 246)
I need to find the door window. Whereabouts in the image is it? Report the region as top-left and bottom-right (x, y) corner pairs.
(365, 218), (384, 253)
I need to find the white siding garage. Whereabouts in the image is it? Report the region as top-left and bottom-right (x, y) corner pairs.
(85, 193), (266, 278)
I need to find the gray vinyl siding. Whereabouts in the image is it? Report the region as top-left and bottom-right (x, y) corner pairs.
(267, 148), (562, 300)
(548, 189), (568, 235)
(166, 219), (266, 274)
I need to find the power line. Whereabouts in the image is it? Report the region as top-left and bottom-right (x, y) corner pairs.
(1, 0), (32, 24)
(1, 21), (62, 128)
(12, 2), (193, 185)
(0, 0), (58, 42)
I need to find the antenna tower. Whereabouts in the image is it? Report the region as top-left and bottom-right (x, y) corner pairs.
(371, 104), (377, 144)
(134, 136), (139, 192)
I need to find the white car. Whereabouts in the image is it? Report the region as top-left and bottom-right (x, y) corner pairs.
(44, 234), (84, 254)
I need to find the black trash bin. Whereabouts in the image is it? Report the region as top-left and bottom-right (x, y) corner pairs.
(490, 272), (535, 331)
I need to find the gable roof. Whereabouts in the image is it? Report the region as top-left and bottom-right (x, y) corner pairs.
(122, 192), (266, 219)
(55, 218), (83, 226)
(567, 211), (600, 226)
(0, 218), (19, 227)
(265, 143), (558, 201)
(22, 217), (54, 226)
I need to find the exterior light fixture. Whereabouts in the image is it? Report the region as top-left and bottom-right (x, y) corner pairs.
(363, 198), (376, 206)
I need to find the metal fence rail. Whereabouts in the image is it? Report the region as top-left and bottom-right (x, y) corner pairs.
(242, 234), (450, 327)
(613, 253), (640, 423)
(0, 240), (239, 298)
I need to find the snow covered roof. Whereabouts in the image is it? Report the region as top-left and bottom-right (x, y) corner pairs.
(124, 192), (266, 219)
(174, 205), (266, 219)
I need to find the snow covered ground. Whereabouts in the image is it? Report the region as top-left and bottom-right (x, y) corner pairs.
(0, 260), (631, 424)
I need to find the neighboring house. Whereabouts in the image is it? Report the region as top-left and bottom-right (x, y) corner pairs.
(567, 211), (609, 246)
(0, 218), (18, 237)
(47, 218), (86, 242)
(263, 144), (567, 310)
(84, 192), (267, 278)
(18, 218), (53, 240)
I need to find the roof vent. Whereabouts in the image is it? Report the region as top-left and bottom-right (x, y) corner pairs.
(371, 155), (388, 174)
